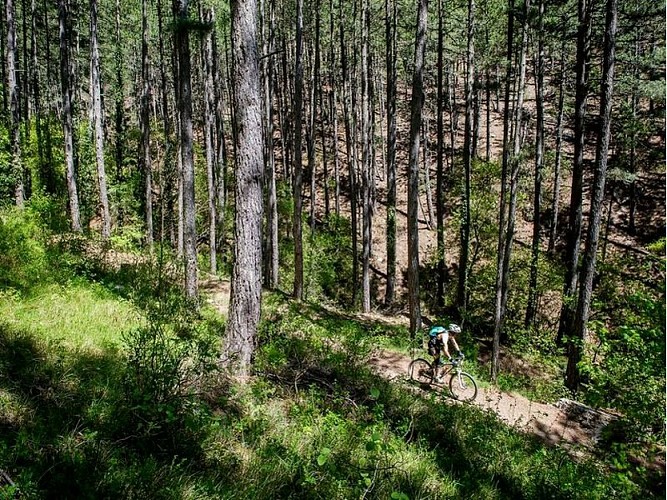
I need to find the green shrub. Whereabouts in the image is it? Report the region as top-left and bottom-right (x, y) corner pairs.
(0, 207), (48, 291)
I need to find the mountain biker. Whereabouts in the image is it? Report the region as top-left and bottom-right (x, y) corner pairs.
(428, 324), (463, 380)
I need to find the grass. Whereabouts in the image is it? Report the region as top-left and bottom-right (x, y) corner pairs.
(0, 281), (143, 349)
(0, 219), (661, 498)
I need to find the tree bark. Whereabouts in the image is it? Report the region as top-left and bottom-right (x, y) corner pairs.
(140, 0), (152, 247)
(525, 0), (545, 328)
(6, 0), (24, 207)
(361, 0), (372, 313)
(202, 7), (217, 272)
(435, 0), (446, 309)
(566, 0), (617, 392)
(59, 0), (81, 232)
(408, 0), (428, 337)
(261, 0), (278, 289)
(557, 0), (592, 346)
(548, 33), (567, 254)
(457, 0), (475, 314)
(175, 0), (198, 302)
(384, 0), (397, 306)
(223, 0), (264, 376)
(292, 0), (305, 301)
(491, 0), (515, 382)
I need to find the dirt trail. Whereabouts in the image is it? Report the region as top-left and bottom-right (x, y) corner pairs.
(369, 349), (605, 451)
(203, 277), (611, 453)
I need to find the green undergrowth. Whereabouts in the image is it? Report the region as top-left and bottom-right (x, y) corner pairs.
(0, 208), (661, 498)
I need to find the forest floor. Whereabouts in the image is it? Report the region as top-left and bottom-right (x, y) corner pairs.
(201, 276), (615, 457)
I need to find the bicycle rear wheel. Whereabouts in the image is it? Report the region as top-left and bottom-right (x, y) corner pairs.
(408, 358), (434, 385)
(449, 371), (477, 402)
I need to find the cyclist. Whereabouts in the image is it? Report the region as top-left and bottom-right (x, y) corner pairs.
(427, 323), (463, 380)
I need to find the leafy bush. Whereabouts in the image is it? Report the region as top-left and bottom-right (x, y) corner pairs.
(303, 215), (355, 306)
(0, 207), (49, 291)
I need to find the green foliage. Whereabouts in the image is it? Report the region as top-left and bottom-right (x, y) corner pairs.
(303, 215), (355, 306)
(0, 207), (48, 291)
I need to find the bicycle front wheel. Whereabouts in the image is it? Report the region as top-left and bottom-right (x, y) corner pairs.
(449, 371), (477, 402)
(408, 358), (434, 385)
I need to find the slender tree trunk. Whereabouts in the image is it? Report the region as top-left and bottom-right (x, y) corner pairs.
(90, 0), (111, 239)
(628, 39), (639, 235)
(548, 34), (567, 254)
(567, 0), (617, 392)
(41, 0), (56, 196)
(292, 0), (305, 300)
(59, 0), (81, 232)
(340, 0), (359, 305)
(0, 5), (7, 119)
(262, 0), (278, 289)
(525, 0), (545, 328)
(384, 0), (398, 306)
(499, 0), (530, 329)
(114, 0), (125, 226)
(435, 0), (446, 309)
(408, 0), (428, 337)
(212, 16), (228, 254)
(175, 0), (198, 301)
(307, 14), (319, 233)
(457, 0), (475, 314)
(361, 0), (372, 313)
(491, 0), (515, 382)
(422, 119), (435, 229)
(202, 7), (217, 272)
(157, 0), (174, 245)
(557, 0), (592, 346)
(140, 0), (153, 247)
(223, 0), (264, 375)
(6, 0), (24, 207)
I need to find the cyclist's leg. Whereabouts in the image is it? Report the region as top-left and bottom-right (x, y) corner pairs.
(433, 354), (443, 381)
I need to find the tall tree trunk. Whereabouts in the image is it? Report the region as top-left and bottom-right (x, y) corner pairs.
(307, 15), (319, 233)
(202, 7), (217, 272)
(340, 0), (359, 305)
(157, 0), (174, 245)
(435, 0), (447, 309)
(457, 0), (475, 314)
(41, 0), (56, 196)
(223, 0), (264, 376)
(0, 4), (7, 119)
(361, 0), (372, 313)
(567, 0), (617, 392)
(292, 0), (305, 300)
(59, 0), (81, 232)
(498, 0), (530, 329)
(114, 0), (125, 226)
(212, 15), (229, 254)
(548, 33), (567, 254)
(557, 0), (592, 346)
(491, 0), (516, 382)
(31, 0), (47, 195)
(175, 0), (198, 302)
(262, 0), (279, 289)
(422, 119), (435, 229)
(525, 0), (545, 328)
(140, 0), (152, 247)
(385, 0), (397, 306)
(407, 0), (428, 337)
(6, 0), (24, 207)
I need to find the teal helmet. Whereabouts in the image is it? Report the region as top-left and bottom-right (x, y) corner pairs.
(429, 326), (446, 337)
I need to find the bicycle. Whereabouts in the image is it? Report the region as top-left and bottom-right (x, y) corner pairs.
(408, 355), (478, 402)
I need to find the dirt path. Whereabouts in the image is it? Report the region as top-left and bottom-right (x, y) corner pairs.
(202, 278), (608, 453)
(369, 349), (607, 451)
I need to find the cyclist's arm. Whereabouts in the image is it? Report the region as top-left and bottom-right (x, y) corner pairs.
(440, 332), (452, 359)
(450, 337), (461, 355)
